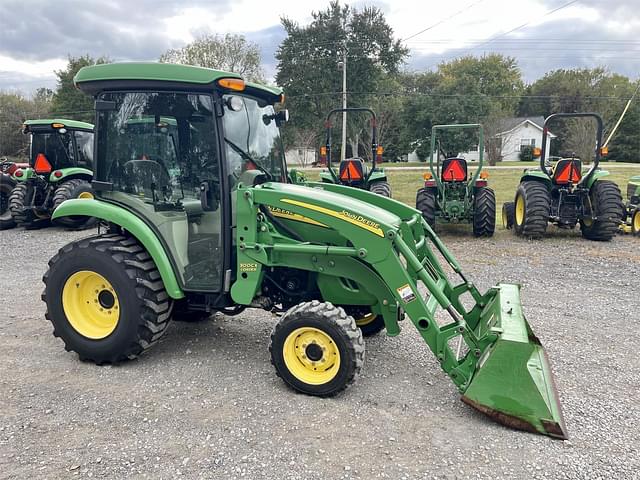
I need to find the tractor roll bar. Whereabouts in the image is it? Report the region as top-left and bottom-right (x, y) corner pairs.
(429, 124), (484, 190)
(540, 113), (604, 184)
(324, 108), (378, 183)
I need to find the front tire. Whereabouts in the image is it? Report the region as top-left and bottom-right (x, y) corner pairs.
(580, 180), (623, 241)
(52, 179), (96, 229)
(514, 181), (550, 239)
(269, 301), (364, 397)
(472, 187), (496, 237)
(42, 234), (172, 364)
(416, 187), (436, 228)
(369, 181), (391, 198)
(632, 208), (640, 236)
(502, 202), (515, 230)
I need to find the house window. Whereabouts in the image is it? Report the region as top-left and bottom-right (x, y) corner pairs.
(520, 139), (535, 151)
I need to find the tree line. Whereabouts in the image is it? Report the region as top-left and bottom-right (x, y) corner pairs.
(1, 1), (637, 162)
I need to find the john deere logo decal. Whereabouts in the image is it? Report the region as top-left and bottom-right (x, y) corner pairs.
(280, 199), (384, 237)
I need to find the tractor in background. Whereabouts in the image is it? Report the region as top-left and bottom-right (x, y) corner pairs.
(318, 108), (391, 197)
(503, 113), (623, 240)
(416, 124), (495, 237)
(621, 175), (640, 236)
(9, 119), (95, 229)
(44, 62), (568, 440)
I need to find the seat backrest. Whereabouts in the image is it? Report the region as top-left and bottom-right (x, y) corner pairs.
(552, 159), (582, 185)
(339, 158), (366, 184)
(441, 158), (468, 182)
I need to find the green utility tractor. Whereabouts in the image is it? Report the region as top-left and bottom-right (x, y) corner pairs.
(621, 175), (640, 235)
(318, 108), (391, 198)
(9, 119), (95, 229)
(503, 113), (623, 240)
(44, 62), (567, 439)
(416, 124), (495, 237)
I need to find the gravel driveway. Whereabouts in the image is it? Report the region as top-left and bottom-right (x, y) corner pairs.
(1, 226), (639, 479)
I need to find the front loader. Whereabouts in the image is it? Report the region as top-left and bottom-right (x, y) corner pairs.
(318, 108), (391, 198)
(416, 124), (495, 237)
(9, 119), (95, 229)
(44, 62), (567, 439)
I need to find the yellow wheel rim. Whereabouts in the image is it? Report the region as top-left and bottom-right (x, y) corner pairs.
(633, 211), (640, 233)
(355, 313), (377, 327)
(582, 217), (593, 227)
(515, 194), (525, 226)
(62, 270), (120, 339)
(78, 191), (94, 199)
(282, 327), (341, 385)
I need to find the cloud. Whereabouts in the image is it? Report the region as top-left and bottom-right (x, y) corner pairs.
(245, 25), (288, 80)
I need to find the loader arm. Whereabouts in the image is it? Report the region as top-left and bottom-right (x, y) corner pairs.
(232, 180), (567, 439)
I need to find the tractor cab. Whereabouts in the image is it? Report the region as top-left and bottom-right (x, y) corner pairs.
(319, 107), (391, 197)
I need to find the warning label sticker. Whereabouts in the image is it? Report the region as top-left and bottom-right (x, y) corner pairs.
(396, 284), (416, 304)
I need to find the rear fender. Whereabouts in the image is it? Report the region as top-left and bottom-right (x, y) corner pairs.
(52, 199), (184, 299)
(582, 169), (610, 189)
(49, 167), (93, 183)
(319, 170), (336, 183)
(367, 169), (387, 183)
(12, 167), (36, 182)
(520, 170), (552, 186)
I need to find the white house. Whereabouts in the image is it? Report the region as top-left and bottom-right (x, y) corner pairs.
(460, 116), (555, 162)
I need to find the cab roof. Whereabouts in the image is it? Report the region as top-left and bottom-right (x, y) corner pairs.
(23, 118), (94, 131)
(74, 62), (283, 102)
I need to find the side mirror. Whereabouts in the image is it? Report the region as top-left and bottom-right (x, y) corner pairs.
(276, 109), (289, 126)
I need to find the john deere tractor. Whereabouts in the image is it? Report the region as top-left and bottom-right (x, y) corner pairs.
(416, 124), (495, 237)
(503, 113), (623, 240)
(318, 108), (391, 197)
(9, 119), (95, 229)
(621, 175), (640, 235)
(44, 62), (567, 439)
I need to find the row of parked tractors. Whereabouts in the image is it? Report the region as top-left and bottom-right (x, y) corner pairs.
(1, 112), (638, 242)
(317, 109), (639, 241)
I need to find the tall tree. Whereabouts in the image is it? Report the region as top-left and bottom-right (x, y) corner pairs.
(276, 1), (408, 152)
(51, 55), (109, 122)
(160, 33), (264, 82)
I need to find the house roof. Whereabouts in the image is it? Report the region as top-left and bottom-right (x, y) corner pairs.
(496, 116), (555, 138)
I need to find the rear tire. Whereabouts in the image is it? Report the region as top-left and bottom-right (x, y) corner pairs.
(0, 174), (16, 230)
(269, 301), (364, 397)
(502, 202), (515, 230)
(369, 181), (391, 198)
(42, 234), (172, 364)
(416, 187), (436, 229)
(472, 187), (496, 237)
(514, 181), (550, 239)
(52, 179), (96, 229)
(632, 208), (640, 236)
(580, 180), (624, 241)
(343, 306), (385, 337)
(9, 183), (47, 228)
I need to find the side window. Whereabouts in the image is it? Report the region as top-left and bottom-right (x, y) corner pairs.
(74, 131), (94, 169)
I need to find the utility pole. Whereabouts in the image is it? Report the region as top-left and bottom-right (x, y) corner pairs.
(340, 48), (347, 162)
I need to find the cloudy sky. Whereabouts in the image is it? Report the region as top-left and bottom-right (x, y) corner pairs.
(0, 0), (638, 94)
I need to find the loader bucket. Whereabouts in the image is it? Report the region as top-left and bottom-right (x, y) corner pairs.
(462, 284), (568, 439)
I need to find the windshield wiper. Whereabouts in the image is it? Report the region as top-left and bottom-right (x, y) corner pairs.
(224, 138), (273, 181)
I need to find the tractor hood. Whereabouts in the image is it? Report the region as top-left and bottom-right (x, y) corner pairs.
(254, 181), (402, 238)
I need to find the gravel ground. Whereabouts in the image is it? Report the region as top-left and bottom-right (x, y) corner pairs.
(1, 225), (639, 480)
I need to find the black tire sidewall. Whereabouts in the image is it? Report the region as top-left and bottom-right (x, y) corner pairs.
(46, 245), (145, 359)
(271, 313), (357, 396)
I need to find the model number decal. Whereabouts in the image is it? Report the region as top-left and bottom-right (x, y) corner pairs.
(239, 263), (258, 272)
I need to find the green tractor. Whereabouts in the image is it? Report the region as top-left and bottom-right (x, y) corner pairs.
(9, 119), (95, 229)
(621, 175), (640, 235)
(44, 62), (567, 439)
(503, 113), (623, 240)
(416, 124), (495, 237)
(318, 107), (391, 197)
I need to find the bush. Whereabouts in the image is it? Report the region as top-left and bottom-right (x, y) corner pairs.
(519, 146), (534, 161)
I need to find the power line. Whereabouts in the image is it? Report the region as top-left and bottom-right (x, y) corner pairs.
(402, 0), (485, 41)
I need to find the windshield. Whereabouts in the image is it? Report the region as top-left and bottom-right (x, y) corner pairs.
(30, 131), (74, 169)
(96, 92), (218, 207)
(222, 94), (286, 183)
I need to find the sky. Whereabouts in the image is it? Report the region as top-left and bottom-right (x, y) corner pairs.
(0, 0), (638, 94)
